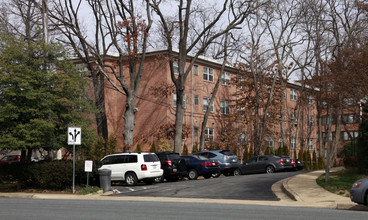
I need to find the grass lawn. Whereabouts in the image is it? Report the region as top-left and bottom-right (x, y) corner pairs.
(316, 169), (368, 197)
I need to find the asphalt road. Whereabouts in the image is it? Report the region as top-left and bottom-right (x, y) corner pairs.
(1, 198), (367, 220)
(111, 171), (306, 200)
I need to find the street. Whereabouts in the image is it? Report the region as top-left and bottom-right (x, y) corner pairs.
(1, 197), (366, 220)
(111, 171), (304, 200)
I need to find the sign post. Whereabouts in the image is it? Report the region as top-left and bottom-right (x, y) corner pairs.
(84, 160), (93, 193)
(68, 127), (81, 193)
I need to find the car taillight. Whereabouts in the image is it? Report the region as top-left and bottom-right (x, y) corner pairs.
(291, 160), (296, 165)
(280, 158), (285, 165)
(215, 162), (219, 166)
(353, 181), (361, 188)
(165, 160), (172, 166)
(201, 162), (218, 166)
(141, 164), (147, 171)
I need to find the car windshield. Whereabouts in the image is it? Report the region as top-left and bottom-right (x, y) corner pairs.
(144, 154), (159, 162)
(168, 153), (180, 160)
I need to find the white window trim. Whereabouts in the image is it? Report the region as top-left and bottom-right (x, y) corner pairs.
(203, 97), (214, 112)
(221, 72), (230, 86)
(203, 66), (214, 82)
(220, 100), (230, 115)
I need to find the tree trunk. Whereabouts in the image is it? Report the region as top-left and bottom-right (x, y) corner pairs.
(173, 89), (185, 154)
(93, 71), (109, 142)
(123, 96), (137, 152)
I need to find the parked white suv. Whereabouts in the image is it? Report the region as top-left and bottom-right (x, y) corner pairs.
(99, 152), (163, 186)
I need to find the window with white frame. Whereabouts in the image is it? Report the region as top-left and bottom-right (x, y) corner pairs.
(307, 95), (314, 104)
(239, 132), (246, 143)
(308, 139), (313, 150)
(342, 131), (359, 141)
(291, 137), (296, 149)
(194, 126), (199, 137)
(290, 112), (295, 120)
(343, 97), (355, 106)
(343, 114), (356, 124)
(290, 88), (297, 101)
(203, 97), (214, 112)
(203, 66), (214, 82)
(220, 100), (230, 115)
(278, 138), (283, 148)
(204, 128), (214, 141)
(221, 71), (230, 86)
(194, 94), (199, 106)
(193, 64), (198, 75)
(173, 93), (186, 108)
(173, 60), (179, 74)
(308, 116), (314, 125)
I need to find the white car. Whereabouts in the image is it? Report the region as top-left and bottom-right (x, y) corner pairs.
(99, 152), (163, 186)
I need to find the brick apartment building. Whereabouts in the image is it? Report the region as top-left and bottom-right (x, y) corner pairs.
(97, 49), (360, 162)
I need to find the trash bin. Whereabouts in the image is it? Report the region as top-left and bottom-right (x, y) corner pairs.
(98, 169), (112, 192)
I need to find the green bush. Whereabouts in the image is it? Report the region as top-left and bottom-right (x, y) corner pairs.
(1, 160), (101, 190)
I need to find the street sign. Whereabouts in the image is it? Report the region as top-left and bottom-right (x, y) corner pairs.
(84, 160), (93, 172)
(68, 127), (81, 145)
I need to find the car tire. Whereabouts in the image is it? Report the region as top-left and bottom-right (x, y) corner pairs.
(212, 172), (221, 178)
(223, 171), (232, 176)
(203, 174), (212, 179)
(365, 190), (368, 206)
(266, 166), (275, 174)
(188, 169), (198, 180)
(125, 172), (138, 186)
(233, 168), (241, 176)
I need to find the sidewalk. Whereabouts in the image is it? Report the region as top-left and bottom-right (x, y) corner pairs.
(280, 167), (368, 211)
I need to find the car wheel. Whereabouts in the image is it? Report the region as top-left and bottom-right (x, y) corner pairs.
(125, 172), (138, 186)
(188, 169), (198, 180)
(266, 166), (275, 174)
(212, 172), (221, 178)
(365, 190), (368, 206)
(203, 174), (212, 179)
(233, 168), (241, 176)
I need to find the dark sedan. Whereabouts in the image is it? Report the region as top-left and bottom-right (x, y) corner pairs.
(180, 155), (220, 180)
(238, 155), (294, 174)
(350, 178), (368, 206)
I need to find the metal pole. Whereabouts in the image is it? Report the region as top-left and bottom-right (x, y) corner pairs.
(191, 66), (193, 152)
(72, 143), (75, 193)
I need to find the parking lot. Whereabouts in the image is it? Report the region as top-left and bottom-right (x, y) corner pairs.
(110, 171), (305, 200)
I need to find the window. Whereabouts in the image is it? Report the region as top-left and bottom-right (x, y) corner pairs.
(307, 95), (314, 104)
(193, 64), (198, 75)
(290, 89), (297, 101)
(221, 71), (230, 86)
(278, 138), (283, 148)
(343, 114), (356, 124)
(239, 132), (246, 144)
(308, 116), (314, 125)
(343, 98), (355, 106)
(203, 66), (214, 82)
(291, 137), (296, 149)
(194, 95), (199, 106)
(204, 128), (214, 141)
(173, 93), (186, 108)
(220, 100), (230, 115)
(173, 60), (179, 74)
(342, 131), (359, 141)
(194, 126), (199, 137)
(290, 112), (295, 120)
(321, 101), (328, 108)
(203, 97), (214, 112)
(308, 139), (313, 150)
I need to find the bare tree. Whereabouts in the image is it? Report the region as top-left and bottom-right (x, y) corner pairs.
(49, 0), (152, 151)
(149, 0), (264, 154)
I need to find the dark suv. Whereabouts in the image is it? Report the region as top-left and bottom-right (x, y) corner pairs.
(155, 152), (187, 182)
(193, 150), (240, 176)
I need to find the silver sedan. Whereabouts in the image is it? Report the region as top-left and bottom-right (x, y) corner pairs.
(350, 177), (368, 206)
